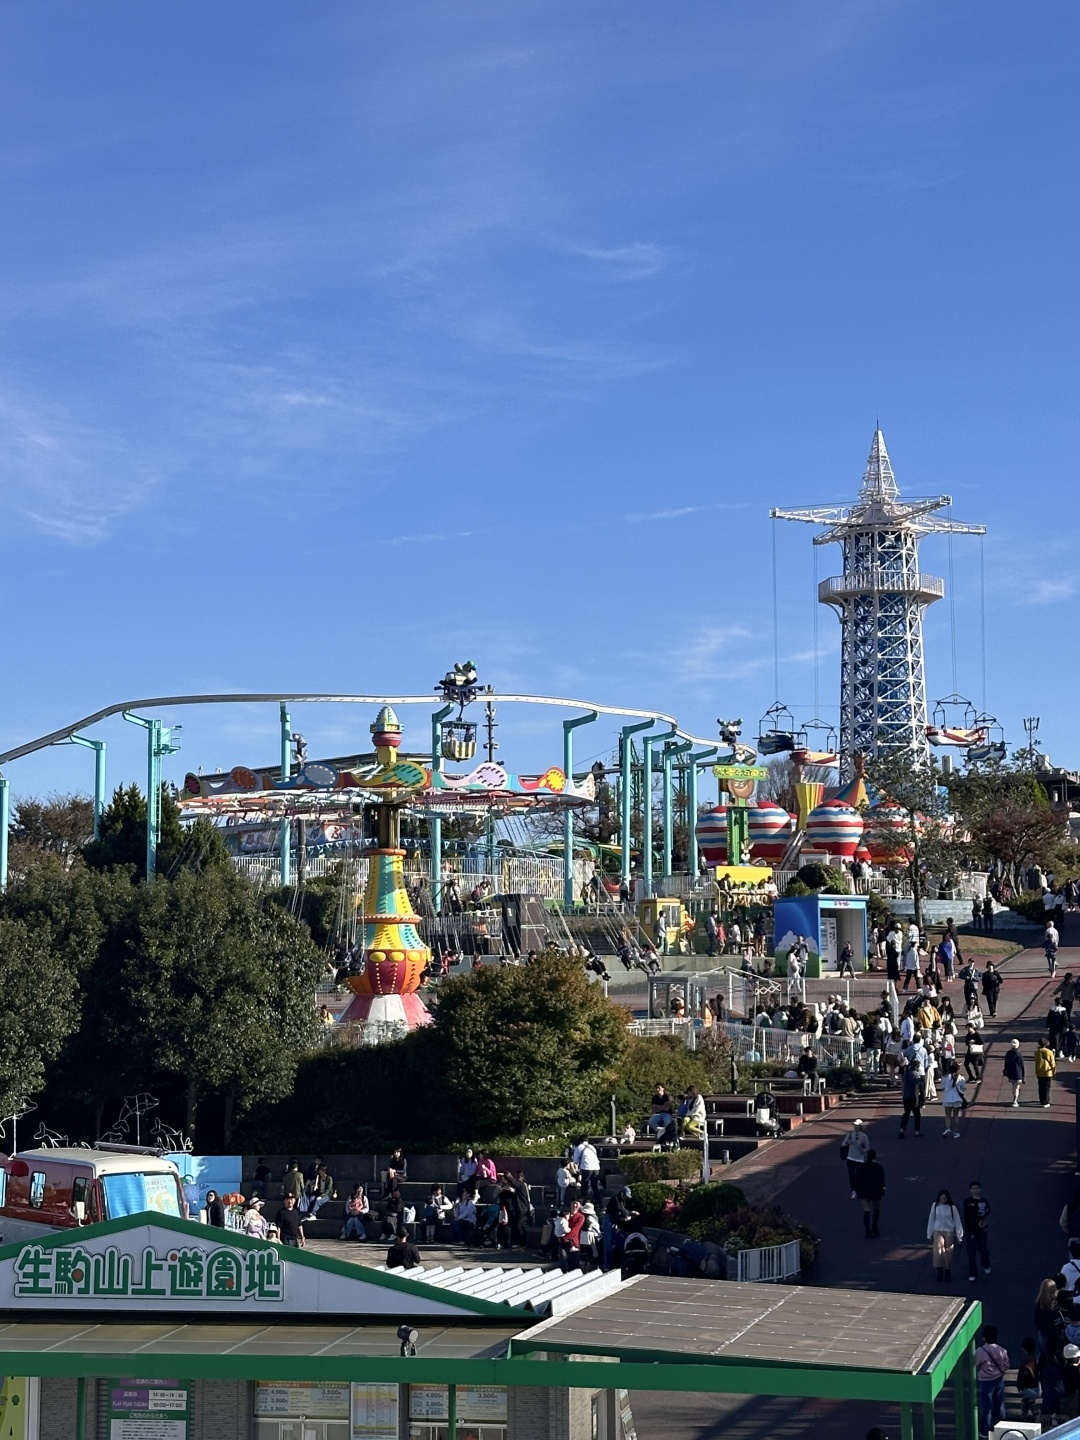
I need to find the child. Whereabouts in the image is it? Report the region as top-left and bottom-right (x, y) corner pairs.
(1017, 1336), (1041, 1420)
(1066, 1023), (1079, 1063)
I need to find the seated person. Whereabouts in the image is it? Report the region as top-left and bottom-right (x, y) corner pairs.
(679, 1085), (706, 1138)
(644, 1089), (675, 1135)
(796, 1047), (818, 1079)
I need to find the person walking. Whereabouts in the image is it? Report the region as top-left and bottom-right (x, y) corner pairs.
(853, 1149), (886, 1238)
(898, 1049), (925, 1139)
(927, 1188), (964, 1283)
(971, 896), (982, 932)
(941, 1062), (967, 1138)
(1036, 1037), (1057, 1108)
(982, 962), (1003, 1018)
(841, 1118), (871, 1193)
(1057, 972), (1077, 1021)
(964, 1027), (985, 1082)
(974, 1324), (1010, 1436)
(1003, 1038), (1026, 1107)
(962, 1181), (992, 1282)
(901, 934), (921, 991)
(838, 941), (855, 978)
(1046, 922), (1061, 978)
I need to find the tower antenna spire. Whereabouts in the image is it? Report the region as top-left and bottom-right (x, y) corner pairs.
(770, 429), (985, 777)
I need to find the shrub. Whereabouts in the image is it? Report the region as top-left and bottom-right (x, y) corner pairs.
(797, 863), (848, 893)
(685, 1202), (820, 1270)
(619, 1150), (703, 1182)
(783, 878), (812, 897)
(626, 1181), (677, 1222)
(1007, 890), (1048, 925)
(866, 890), (890, 930)
(677, 1182), (746, 1228)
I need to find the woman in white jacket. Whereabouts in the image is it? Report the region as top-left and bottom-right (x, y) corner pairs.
(927, 1188), (964, 1282)
(941, 1062), (968, 1139)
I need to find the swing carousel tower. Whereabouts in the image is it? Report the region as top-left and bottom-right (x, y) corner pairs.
(772, 430), (985, 779)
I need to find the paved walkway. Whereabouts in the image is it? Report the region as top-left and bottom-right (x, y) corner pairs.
(632, 921), (1079, 1440)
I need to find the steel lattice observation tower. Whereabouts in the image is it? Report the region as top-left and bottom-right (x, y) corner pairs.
(771, 430), (985, 778)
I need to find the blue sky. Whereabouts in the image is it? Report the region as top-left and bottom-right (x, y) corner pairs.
(1, 1), (1077, 798)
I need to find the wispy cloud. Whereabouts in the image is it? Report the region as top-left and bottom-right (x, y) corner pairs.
(1020, 577), (1077, 606)
(0, 390), (157, 543)
(566, 241), (669, 280)
(380, 529), (479, 546)
(625, 502), (751, 523)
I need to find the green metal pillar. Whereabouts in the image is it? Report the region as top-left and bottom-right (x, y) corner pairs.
(0, 773), (8, 893)
(76, 1377), (86, 1440)
(71, 733), (106, 838)
(686, 747), (719, 876)
(430, 703), (453, 910)
(661, 740), (692, 879)
(920, 1403), (936, 1440)
(448, 1383), (457, 1440)
(123, 713), (180, 880)
(563, 711), (598, 907)
(641, 726), (676, 897)
(899, 1403), (913, 1440)
(964, 1339), (978, 1440)
(279, 703), (292, 889)
(619, 719), (654, 891)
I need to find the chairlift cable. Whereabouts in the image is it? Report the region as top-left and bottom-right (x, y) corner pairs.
(812, 543), (820, 717)
(947, 512), (958, 694)
(979, 534), (987, 715)
(771, 516), (780, 703)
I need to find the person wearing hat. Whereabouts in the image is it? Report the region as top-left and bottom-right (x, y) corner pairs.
(242, 1197), (268, 1239)
(1062, 1342), (1080, 1422)
(840, 1118), (871, 1193)
(578, 1202), (601, 1271)
(1003, 1039), (1025, 1106)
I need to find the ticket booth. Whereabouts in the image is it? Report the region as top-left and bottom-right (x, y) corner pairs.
(771, 894), (868, 977)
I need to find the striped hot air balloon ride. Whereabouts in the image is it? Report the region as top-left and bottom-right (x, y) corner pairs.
(694, 806), (728, 864)
(747, 799), (793, 860)
(805, 799), (864, 859)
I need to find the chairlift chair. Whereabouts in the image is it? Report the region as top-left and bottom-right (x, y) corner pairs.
(441, 719), (477, 762)
(793, 718), (839, 765)
(927, 694), (980, 747)
(966, 713), (1007, 765)
(756, 702), (796, 755)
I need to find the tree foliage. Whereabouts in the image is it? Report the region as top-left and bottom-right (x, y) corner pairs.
(946, 764), (1065, 888)
(0, 916), (80, 1120)
(8, 793), (94, 879)
(862, 750), (955, 929)
(83, 784), (230, 878)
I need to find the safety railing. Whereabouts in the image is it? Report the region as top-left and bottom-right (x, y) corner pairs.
(818, 571), (945, 601)
(728, 1238), (801, 1282)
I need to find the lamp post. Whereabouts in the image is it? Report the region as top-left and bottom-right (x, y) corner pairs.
(562, 712), (598, 908)
(122, 713), (181, 880)
(279, 703), (292, 887)
(0, 773), (8, 892)
(641, 726), (676, 897)
(70, 734), (106, 839)
(619, 719), (655, 895)
(429, 703), (453, 910)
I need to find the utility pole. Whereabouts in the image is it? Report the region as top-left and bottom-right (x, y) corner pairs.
(1023, 716), (1041, 772)
(484, 691), (498, 763)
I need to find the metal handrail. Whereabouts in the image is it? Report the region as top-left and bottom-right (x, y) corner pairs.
(818, 572), (945, 600)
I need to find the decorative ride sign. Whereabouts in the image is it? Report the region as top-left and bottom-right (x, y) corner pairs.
(711, 764), (769, 781)
(13, 1240), (284, 1303)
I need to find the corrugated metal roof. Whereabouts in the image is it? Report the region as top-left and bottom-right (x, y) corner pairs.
(378, 1263), (624, 1316)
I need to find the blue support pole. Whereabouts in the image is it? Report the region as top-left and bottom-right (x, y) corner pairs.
(562, 712), (598, 908)
(686, 747), (719, 877)
(71, 734), (106, 839)
(619, 720), (654, 892)
(662, 740), (692, 880)
(279, 703), (292, 889)
(123, 713), (180, 881)
(642, 726), (676, 897)
(0, 773), (8, 892)
(430, 704), (453, 910)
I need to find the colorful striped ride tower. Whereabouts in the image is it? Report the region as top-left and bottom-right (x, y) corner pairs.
(340, 706), (432, 1029)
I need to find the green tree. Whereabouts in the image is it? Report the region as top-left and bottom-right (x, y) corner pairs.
(863, 750), (956, 931)
(422, 953), (629, 1136)
(0, 916), (80, 1120)
(83, 784), (229, 878)
(947, 764), (1064, 890)
(121, 867), (324, 1144)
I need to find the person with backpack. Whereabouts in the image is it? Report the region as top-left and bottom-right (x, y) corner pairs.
(974, 1324), (1010, 1435)
(898, 1039), (926, 1138)
(1003, 1038), (1025, 1106)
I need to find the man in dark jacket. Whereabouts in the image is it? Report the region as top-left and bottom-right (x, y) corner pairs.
(1003, 1038), (1025, 1106)
(853, 1149), (886, 1238)
(962, 1181), (991, 1281)
(386, 1226), (422, 1269)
